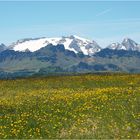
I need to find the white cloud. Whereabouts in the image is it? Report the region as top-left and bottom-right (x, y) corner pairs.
(95, 8), (112, 17)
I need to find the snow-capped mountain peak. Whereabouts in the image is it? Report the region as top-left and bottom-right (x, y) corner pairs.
(107, 42), (126, 50)
(71, 35), (91, 42)
(0, 43), (7, 52)
(108, 38), (140, 51)
(9, 35), (101, 55)
(122, 38), (138, 51)
(123, 37), (130, 43)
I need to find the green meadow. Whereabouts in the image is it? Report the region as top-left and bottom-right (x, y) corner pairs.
(0, 74), (140, 139)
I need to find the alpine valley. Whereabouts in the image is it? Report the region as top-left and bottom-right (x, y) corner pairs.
(0, 35), (140, 78)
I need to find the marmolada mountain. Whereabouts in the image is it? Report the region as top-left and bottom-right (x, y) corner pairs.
(0, 35), (140, 78)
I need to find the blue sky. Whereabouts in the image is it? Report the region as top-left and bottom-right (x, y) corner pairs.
(0, 1), (140, 47)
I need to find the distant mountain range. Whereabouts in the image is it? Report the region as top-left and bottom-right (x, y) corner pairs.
(7, 35), (101, 56)
(0, 35), (140, 78)
(1, 35), (140, 54)
(107, 38), (140, 51)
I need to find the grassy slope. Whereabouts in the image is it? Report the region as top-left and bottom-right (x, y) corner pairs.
(0, 74), (140, 139)
(94, 56), (140, 72)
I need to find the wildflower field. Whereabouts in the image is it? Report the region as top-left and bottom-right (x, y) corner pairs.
(0, 74), (140, 139)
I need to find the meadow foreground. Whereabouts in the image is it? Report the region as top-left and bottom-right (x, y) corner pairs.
(0, 74), (140, 139)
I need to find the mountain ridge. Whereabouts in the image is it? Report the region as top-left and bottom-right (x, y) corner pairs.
(0, 35), (140, 78)
(7, 35), (101, 56)
(107, 38), (140, 51)
(1, 35), (140, 55)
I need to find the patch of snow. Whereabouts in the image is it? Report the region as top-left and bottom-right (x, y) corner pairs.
(10, 35), (101, 55)
(73, 35), (90, 43)
(13, 38), (48, 52)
